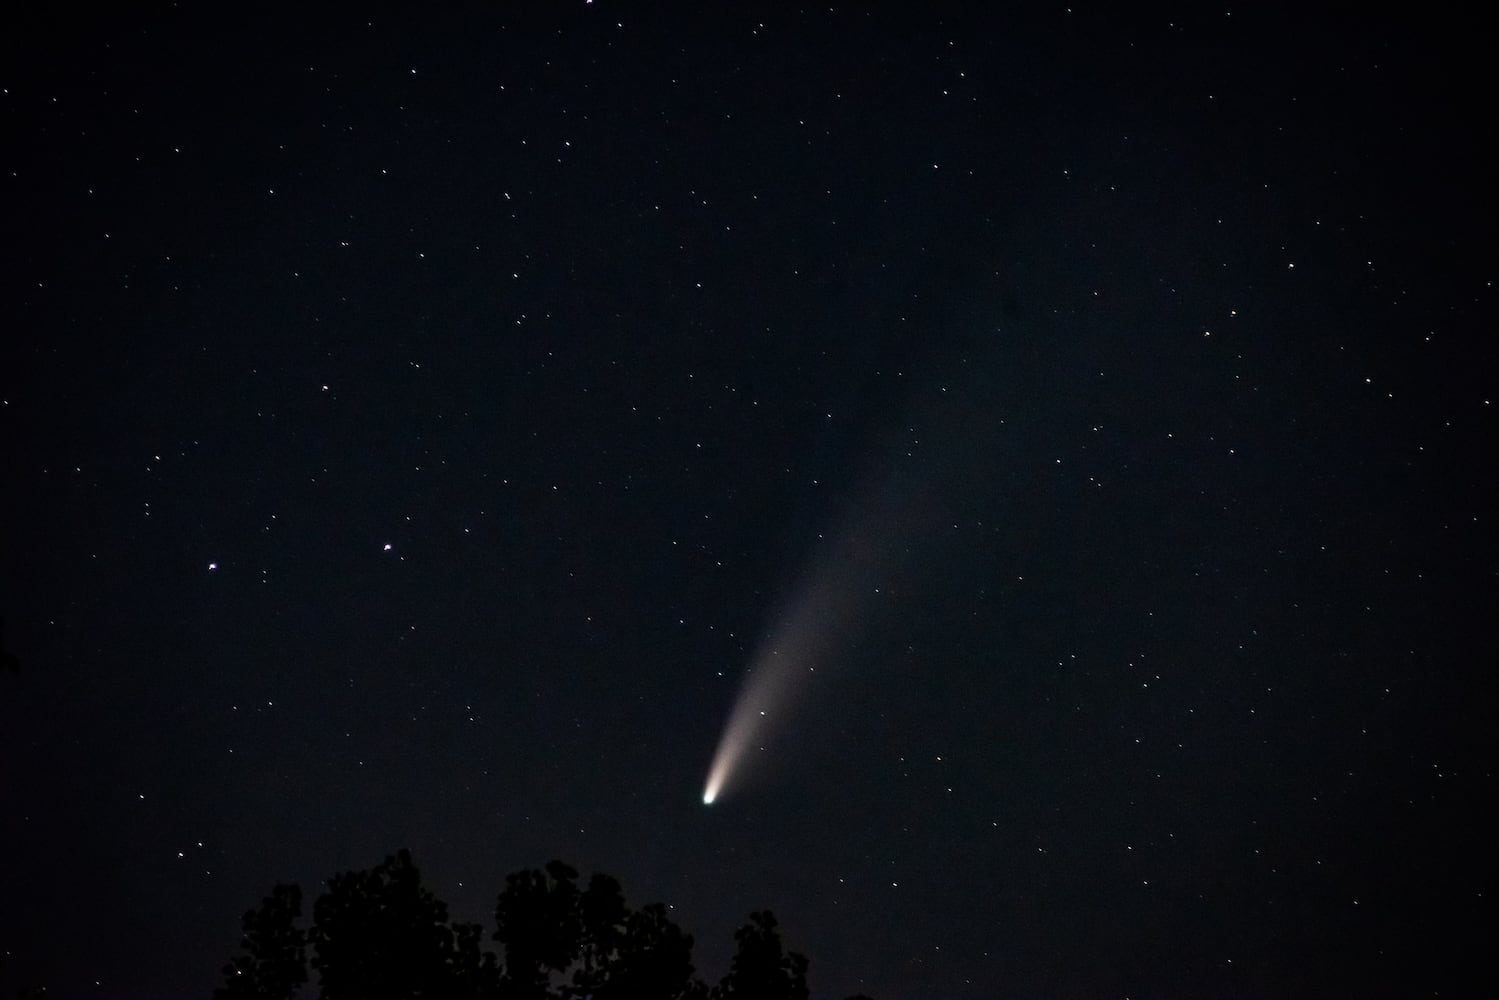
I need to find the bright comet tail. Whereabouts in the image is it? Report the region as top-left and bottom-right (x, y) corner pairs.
(699, 367), (963, 805)
(699, 521), (881, 804)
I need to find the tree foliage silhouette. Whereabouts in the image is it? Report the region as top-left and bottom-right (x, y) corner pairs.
(214, 884), (307, 1000)
(492, 860), (583, 996)
(307, 848), (469, 999)
(716, 911), (809, 1000)
(214, 850), (872, 1000)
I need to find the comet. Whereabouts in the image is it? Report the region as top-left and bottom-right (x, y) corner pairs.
(701, 482), (911, 806)
(698, 337), (1004, 805)
(701, 654), (797, 806)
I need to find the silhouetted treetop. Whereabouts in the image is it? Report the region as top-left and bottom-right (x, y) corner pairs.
(308, 849), (462, 1000)
(214, 884), (306, 1000)
(213, 850), (872, 1000)
(717, 911), (810, 1000)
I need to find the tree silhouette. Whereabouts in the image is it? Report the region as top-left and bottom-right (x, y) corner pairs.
(492, 860), (582, 996)
(307, 849), (469, 1000)
(491, 861), (705, 1000)
(712, 911), (809, 1000)
(214, 850), (871, 1000)
(571, 871), (630, 995)
(451, 920), (502, 1000)
(602, 901), (704, 999)
(214, 884), (307, 1000)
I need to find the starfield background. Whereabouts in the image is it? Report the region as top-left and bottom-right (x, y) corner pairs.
(1, 4), (1494, 998)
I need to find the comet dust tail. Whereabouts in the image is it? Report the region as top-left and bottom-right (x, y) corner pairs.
(699, 364), (964, 804)
(699, 524), (878, 805)
(700, 681), (768, 807)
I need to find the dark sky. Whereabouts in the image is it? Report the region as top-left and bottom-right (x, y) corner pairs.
(1, 5), (1493, 998)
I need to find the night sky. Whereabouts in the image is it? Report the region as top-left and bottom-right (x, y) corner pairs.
(2, 5), (1494, 998)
